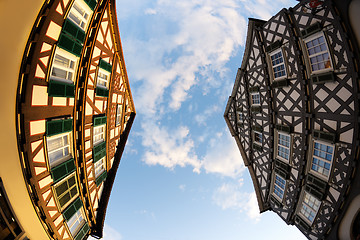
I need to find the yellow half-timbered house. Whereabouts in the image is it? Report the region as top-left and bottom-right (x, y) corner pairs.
(0, 0), (135, 239)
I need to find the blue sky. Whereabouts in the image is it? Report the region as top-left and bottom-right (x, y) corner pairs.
(92, 0), (308, 239)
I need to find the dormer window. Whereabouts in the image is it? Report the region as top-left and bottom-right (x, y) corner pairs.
(68, 0), (92, 31)
(50, 48), (78, 83)
(270, 49), (287, 80)
(304, 32), (332, 74)
(251, 92), (260, 106)
(311, 140), (334, 179)
(299, 191), (321, 224)
(273, 173), (286, 201)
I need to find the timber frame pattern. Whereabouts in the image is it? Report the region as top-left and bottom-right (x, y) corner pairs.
(224, 0), (360, 239)
(15, 0), (135, 239)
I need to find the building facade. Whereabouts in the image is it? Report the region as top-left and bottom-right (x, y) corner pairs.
(224, 0), (360, 239)
(0, 0), (135, 239)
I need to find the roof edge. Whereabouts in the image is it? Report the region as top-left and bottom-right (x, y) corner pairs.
(91, 111), (136, 238)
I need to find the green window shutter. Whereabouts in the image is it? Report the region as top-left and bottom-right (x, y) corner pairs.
(65, 84), (75, 98)
(95, 171), (107, 186)
(62, 19), (86, 44)
(271, 79), (289, 88)
(63, 197), (83, 221)
(306, 174), (327, 195)
(313, 130), (336, 143)
(252, 143), (263, 152)
(93, 116), (107, 126)
(48, 80), (66, 97)
(294, 215), (311, 231)
(275, 159), (290, 176)
(46, 120), (63, 136)
(99, 59), (112, 72)
(250, 106), (262, 113)
(63, 119), (73, 132)
(74, 223), (90, 240)
(274, 167), (288, 180)
(301, 22), (322, 38)
(270, 195), (282, 207)
(51, 158), (75, 182)
(46, 119), (73, 136)
(248, 86), (259, 93)
(93, 141), (106, 162)
(311, 72), (335, 85)
(58, 33), (82, 57)
(305, 184), (324, 201)
(275, 124), (291, 133)
(95, 87), (109, 97)
(252, 125), (262, 132)
(265, 40), (282, 52)
(83, 0), (97, 10)
(48, 80), (75, 98)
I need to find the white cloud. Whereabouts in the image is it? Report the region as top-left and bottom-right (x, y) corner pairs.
(145, 8), (157, 15)
(194, 105), (221, 126)
(179, 184), (186, 191)
(101, 224), (123, 240)
(201, 130), (245, 178)
(123, 0), (247, 114)
(141, 121), (202, 173)
(212, 182), (261, 222)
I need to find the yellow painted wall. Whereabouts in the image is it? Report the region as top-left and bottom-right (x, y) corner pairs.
(0, 0), (50, 239)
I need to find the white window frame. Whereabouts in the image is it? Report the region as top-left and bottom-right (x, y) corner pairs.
(275, 131), (292, 163)
(46, 132), (73, 168)
(116, 104), (123, 126)
(309, 139), (335, 181)
(66, 207), (86, 237)
(269, 48), (287, 80)
(94, 157), (106, 178)
(251, 92), (260, 106)
(50, 48), (78, 83)
(272, 172), (287, 201)
(298, 191), (321, 225)
(96, 68), (110, 89)
(253, 130), (263, 145)
(93, 125), (105, 145)
(303, 32), (333, 75)
(53, 172), (79, 211)
(68, 0), (92, 31)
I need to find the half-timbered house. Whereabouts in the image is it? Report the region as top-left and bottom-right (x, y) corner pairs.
(0, 0), (135, 239)
(224, 0), (360, 239)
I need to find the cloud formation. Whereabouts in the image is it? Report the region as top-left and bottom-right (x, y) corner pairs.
(123, 0), (247, 114)
(212, 182), (261, 222)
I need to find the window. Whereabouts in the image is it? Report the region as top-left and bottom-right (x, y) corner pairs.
(273, 173), (286, 200)
(254, 131), (263, 144)
(54, 173), (78, 210)
(96, 68), (110, 89)
(68, 1), (91, 30)
(66, 207), (85, 237)
(251, 92), (260, 105)
(94, 157), (106, 178)
(93, 125), (105, 145)
(311, 140), (334, 179)
(277, 132), (291, 162)
(47, 132), (73, 168)
(299, 191), (321, 224)
(116, 104), (122, 126)
(237, 112), (244, 122)
(270, 49), (287, 79)
(50, 49), (78, 83)
(304, 33), (332, 73)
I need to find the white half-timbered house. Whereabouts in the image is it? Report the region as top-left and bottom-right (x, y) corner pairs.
(225, 1), (360, 239)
